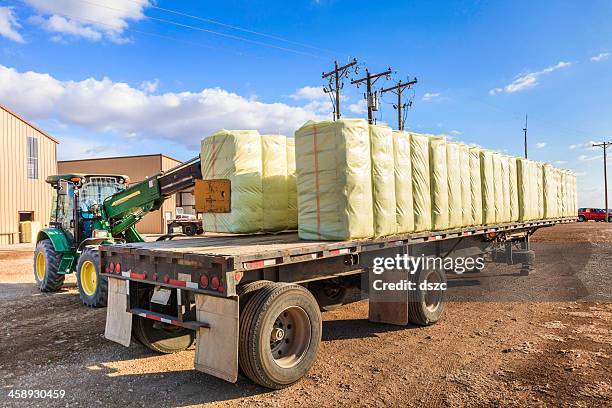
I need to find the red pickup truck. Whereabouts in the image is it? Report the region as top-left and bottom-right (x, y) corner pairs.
(578, 208), (612, 222)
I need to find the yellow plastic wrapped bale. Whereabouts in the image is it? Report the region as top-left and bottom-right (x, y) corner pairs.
(295, 119), (374, 240)
(370, 124), (397, 237)
(19, 221), (40, 243)
(543, 164), (558, 218)
(557, 169), (565, 217)
(508, 157), (519, 222)
(286, 137), (298, 229)
(200, 130), (263, 233)
(411, 133), (432, 232)
(261, 134), (289, 231)
(430, 136), (450, 230)
(517, 159), (538, 221)
(480, 150), (496, 225)
(469, 147), (483, 226)
(393, 131), (414, 234)
(491, 153), (509, 223)
(536, 163), (544, 219)
(446, 142), (462, 229)
(459, 143), (471, 226)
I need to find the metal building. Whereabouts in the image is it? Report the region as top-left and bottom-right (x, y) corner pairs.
(58, 154), (182, 234)
(0, 105), (58, 244)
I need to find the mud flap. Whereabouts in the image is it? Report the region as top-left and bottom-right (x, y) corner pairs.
(104, 277), (132, 347)
(194, 294), (239, 383)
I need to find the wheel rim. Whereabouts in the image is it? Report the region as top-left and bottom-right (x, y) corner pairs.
(35, 252), (45, 281)
(270, 306), (311, 368)
(424, 270), (442, 312)
(80, 260), (97, 296)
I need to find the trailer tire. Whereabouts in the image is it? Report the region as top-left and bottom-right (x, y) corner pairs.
(132, 316), (195, 354)
(237, 281), (276, 313)
(408, 267), (447, 326)
(578, 215), (586, 222)
(309, 279), (348, 312)
(184, 224), (196, 236)
(33, 239), (64, 292)
(76, 248), (107, 307)
(239, 283), (321, 389)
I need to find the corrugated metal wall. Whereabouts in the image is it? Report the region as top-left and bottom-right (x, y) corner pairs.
(58, 154), (182, 234)
(0, 107), (58, 244)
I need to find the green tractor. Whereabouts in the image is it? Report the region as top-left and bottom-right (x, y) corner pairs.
(33, 159), (203, 307)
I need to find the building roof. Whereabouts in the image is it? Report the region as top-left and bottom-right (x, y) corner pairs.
(0, 104), (60, 144)
(58, 153), (182, 164)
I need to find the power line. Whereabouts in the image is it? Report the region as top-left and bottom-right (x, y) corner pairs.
(592, 141), (611, 221)
(380, 77), (417, 130)
(122, 0), (339, 56)
(34, 0), (327, 59)
(351, 67), (392, 124)
(322, 58), (358, 120)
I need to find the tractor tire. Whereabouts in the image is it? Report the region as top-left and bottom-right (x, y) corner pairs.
(309, 279), (348, 312)
(408, 267), (447, 326)
(76, 248), (107, 307)
(132, 316), (195, 354)
(33, 239), (64, 292)
(239, 283), (321, 389)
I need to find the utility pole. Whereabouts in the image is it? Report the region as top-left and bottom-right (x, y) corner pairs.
(523, 114), (528, 158)
(593, 141), (611, 222)
(351, 67), (392, 124)
(380, 77), (418, 131)
(322, 58), (358, 120)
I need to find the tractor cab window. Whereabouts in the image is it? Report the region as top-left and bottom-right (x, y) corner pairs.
(79, 177), (126, 213)
(54, 180), (75, 243)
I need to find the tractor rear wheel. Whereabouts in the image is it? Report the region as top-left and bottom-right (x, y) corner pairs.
(33, 239), (64, 292)
(76, 248), (107, 307)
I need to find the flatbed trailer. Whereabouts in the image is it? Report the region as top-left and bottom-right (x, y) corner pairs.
(101, 217), (575, 389)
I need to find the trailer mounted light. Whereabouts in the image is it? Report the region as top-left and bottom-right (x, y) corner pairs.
(210, 275), (220, 290)
(200, 274), (209, 289)
(109, 261), (114, 272)
(115, 263), (121, 273)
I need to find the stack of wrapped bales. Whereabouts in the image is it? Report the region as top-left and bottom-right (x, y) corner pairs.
(430, 136), (450, 230)
(370, 124), (397, 237)
(200, 130), (297, 233)
(447, 142), (463, 229)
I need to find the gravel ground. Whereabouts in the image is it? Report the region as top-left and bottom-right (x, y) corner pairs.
(0, 222), (610, 407)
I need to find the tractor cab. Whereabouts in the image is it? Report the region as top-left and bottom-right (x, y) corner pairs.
(46, 174), (129, 245)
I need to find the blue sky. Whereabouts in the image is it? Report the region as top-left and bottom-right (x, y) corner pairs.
(0, 0), (610, 206)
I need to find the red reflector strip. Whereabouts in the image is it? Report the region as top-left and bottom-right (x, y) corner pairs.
(130, 272), (146, 280)
(136, 312), (179, 325)
(329, 248), (350, 255)
(168, 279), (187, 287)
(243, 258), (277, 269)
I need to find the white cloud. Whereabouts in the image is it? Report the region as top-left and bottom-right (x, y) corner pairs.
(449, 130), (462, 135)
(577, 154), (599, 162)
(590, 52), (610, 62)
(290, 86), (327, 101)
(0, 64), (327, 149)
(348, 99), (366, 114)
(57, 136), (124, 160)
(0, 7), (25, 43)
(140, 79), (159, 93)
(489, 61), (572, 95)
(422, 92), (441, 101)
(570, 141), (601, 150)
(554, 160), (568, 165)
(25, 0), (151, 43)
(535, 142), (546, 149)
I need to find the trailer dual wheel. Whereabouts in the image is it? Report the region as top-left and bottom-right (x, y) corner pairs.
(408, 267), (447, 326)
(33, 239), (64, 292)
(76, 248), (107, 307)
(132, 316), (195, 354)
(239, 283), (322, 389)
(309, 279), (348, 312)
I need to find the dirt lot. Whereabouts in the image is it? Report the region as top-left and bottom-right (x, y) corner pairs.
(0, 223), (610, 407)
